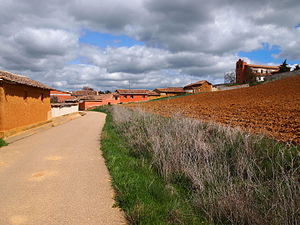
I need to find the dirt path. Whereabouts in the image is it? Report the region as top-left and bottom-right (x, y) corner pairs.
(0, 112), (125, 225)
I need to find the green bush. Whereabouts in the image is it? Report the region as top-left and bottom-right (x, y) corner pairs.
(0, 138), (7, 147)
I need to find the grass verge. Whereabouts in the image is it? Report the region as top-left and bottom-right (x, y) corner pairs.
(0, 138), (8, 148)
(93, 106), (206, 225)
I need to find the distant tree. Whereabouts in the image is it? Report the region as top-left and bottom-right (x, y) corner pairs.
(294, 64), (300, 71)
(224, 71), (236, 84)
(105, 90), (111, 94)
(98, 90), (104, 94)
(50, 96), (58, 103)
(278, 59), (291, 73)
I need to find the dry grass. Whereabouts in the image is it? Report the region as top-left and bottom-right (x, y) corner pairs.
(112, 106), (300, 225)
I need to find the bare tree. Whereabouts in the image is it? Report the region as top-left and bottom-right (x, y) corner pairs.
(224, 71), (236, 84)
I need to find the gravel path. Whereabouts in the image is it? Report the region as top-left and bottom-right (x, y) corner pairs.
(0, 111), (125, 225)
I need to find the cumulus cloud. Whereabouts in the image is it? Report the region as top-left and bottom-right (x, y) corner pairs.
(0, 0), (299, 90)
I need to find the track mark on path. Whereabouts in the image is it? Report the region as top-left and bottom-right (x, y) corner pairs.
(45, 156), (62, 161)
(28, 170), (57, 181)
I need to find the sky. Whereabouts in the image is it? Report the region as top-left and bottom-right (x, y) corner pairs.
(0, 0), (299, 91)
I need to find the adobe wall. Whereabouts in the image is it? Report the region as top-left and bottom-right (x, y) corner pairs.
(0, 82), (51, 137)
(119, 95), (148, 103)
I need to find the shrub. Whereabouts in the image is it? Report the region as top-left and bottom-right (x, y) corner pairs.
(0, 138), (8, 147)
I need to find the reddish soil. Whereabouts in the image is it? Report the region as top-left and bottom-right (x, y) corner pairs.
(128, 76), (300, 144)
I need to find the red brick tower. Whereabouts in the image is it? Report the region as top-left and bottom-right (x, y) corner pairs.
(236, 59), (247, 83)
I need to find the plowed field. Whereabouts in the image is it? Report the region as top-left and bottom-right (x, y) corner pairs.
(128, 76), (300, 144)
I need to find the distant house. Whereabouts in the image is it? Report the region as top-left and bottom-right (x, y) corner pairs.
(154, 87), (186, 96)
(236, 59), (279, 83)
(115, 89), (149, 103)
(0, 70), (52, 138)
(184, 80), (212, 93)
(78, 93), (120, 110)
(50, 90), (74, 103)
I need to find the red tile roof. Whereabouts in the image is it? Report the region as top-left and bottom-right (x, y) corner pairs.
(147, 91), (160, 96)
(79, 94), (115, 100)
(0, 70), (53, 90)
(154, 87), (185, 93)
(72, 90), (98, 96)
(116, 89), (149, 95)
(184, 80), (211, 88)
(247, 64), (279, 69)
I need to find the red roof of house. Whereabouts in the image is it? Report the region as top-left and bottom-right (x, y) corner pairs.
(51, 90), (72, 95)
(154, 87), (185, 93)
(79, 94), (115, 101)
(184, 80), (212, 88)
(0, 70), (53, 90)
(247, 64), (279, 69)
(147, 91), (160, 96)
(72, 90), (98, 96)
(116, 89), (149, 95)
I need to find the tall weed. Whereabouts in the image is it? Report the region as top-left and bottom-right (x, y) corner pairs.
(112, 106), (300, 225)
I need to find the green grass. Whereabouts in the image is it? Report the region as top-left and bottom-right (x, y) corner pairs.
(0, 138), (8, 148)
(93, 106), (207, 225)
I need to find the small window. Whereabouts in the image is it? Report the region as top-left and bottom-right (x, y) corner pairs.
(41, 93), (44, 102)
(131, 95), (134, 99)
(115, 96), (118, 100)
(142, 95), (145, 98)
(124, 95), (127, 98)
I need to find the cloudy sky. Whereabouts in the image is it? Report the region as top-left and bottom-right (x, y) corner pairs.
(0, 0), (299, 91)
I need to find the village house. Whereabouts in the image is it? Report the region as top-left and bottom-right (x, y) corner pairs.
(115, 89), (149, 103)
(236, 59), (279, 83)
(183, 80), (212, 93)
(50, 90), (74, 103)
(154, 87), (186, 96)
(0, 70), (52, 138)
(78, 93), (120, 110)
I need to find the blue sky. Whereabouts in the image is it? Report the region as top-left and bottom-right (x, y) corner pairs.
(79, 30), (144, 48)
(239, 43), (300, 65)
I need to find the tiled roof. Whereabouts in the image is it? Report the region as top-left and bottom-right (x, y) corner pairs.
(116, 89), (149, 95)
(72, 90), (98, 96)
(154, 87), (185, 93)
(79, 94), (114, 100)
(0, 70), (53, 90)
(247, 64), (279, 69)
(147, 91), (160, 96)
(184, 80), (211, 88)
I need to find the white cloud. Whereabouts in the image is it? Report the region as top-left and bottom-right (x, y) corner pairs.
(0, 0), (299, 90)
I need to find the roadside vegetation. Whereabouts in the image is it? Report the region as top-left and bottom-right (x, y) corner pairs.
(95, 106), (300, 225)
(0, 138), (8, 148)
(93, 106), (205, 225)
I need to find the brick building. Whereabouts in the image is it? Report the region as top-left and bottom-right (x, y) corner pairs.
(78, 94), (120, 110)
(0, 70), (52, 138)
(236, 59), (279, 83)
(154, 87), (186, 96)
(115, 89), (149, 103)
(50, 90), (74, 103)
(184, 80), (212, 93)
